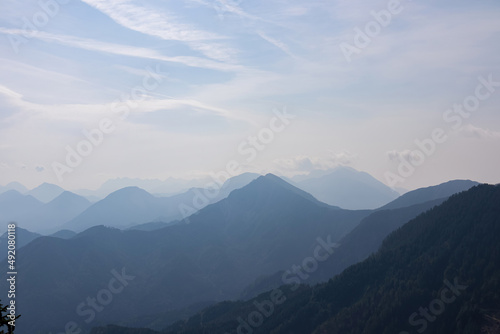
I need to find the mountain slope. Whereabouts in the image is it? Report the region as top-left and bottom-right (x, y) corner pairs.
(0, 227), (41, 259)
(216, 172), (260, 198)
(67, 174), (263, 232)
(295, 166), (399, 209)
(0, 174), (370, 333)
(379, 179), (479, 210)
(307, 197), (447, 284)
(0, 190), (91, 233)
(156, 184), (500, 334)
(0, 181), (28, 195)
(311, 184), (500, 334)
(27, 191), (92, 233)
(63, 186), (173, 231)
(74, 176), (212, 199)
(27, 182), (66, 203)
(49, 229), (77, 239)
(0, 190), (43, 228)
(232, 180), (476, 294)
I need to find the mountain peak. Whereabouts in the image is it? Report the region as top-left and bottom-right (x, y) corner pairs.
(0, 190), (42, 205)
(227, 173), (334, 208)
(263, 172), (283, 179)
(0, 181), (28, 194)
(253, 173), (298, 188)
(48, 191), (91, 205)
(295, 167), (399, 209)
(63, 186), (165, 232)
(30, 182), (65, 191)
(104, 186), (154, 200)
(28, 183), (65, 203)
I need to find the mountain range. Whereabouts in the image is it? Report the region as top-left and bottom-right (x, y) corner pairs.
(0, 189), (91, 233)
(0, 167), (405, 232)
(0, 181), (28, 195)
(0, 173), (262, 234)
(0, 173), (484, 334)
(63, 172), (261, 232)
(0, 174), (369, 333)
(0, 168), (410, 234)
(104, 184), (500, 334)
(74, 175), (217, 200)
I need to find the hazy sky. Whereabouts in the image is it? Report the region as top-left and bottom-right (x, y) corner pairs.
(0, 0), (499, 191)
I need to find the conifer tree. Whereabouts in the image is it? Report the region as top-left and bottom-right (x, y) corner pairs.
(0, 300), (19, 334)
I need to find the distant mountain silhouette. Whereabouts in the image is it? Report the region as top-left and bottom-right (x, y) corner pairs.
(379, 179), (479, 210)
(214, 172), (261, 200)
(27, 182), (66, 203)
(0, 190), (91, 233)
(0, 226), (41, 260)
(295, 166), (399, 209)
(28, 191), (91, 233)
(0, 190), (43, 229)
(0, 181), (28, 195)
(49, 229), (77, 239)
(63, 186), (172, 231)
(67, 173), (262, 232)
(74, 176), (213, 200)
(2, 174), (370, 333)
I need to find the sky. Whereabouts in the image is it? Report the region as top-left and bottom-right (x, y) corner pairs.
(0, 0), (499, 191)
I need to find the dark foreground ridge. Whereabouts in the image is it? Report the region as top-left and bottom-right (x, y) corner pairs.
(94, 184), (500, 334)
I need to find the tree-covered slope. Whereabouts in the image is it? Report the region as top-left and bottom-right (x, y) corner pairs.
(151, 184), (500, 334)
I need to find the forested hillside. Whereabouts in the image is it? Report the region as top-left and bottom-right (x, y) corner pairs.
(109, 184), (500, 334)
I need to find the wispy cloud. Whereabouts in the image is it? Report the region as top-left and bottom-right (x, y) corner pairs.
(0, 81), (254, 126)
(1, 0), (499, 188)
(214, 0), (263, 21)
(257, 31), (296, 58)
(0, 85), (22, 99)
(80, 0), (240, 62)
(81, 0), (221, 41)
(0, 28), (245, 72)
(187, 41), (239, 63)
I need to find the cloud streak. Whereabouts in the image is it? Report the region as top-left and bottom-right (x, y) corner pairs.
(257, 31), (296, 58)
(80, 0), (239, 62)
(0, 28), (245, 72)
(0, 81), (253, 126)
(81, 0), (221, 41)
